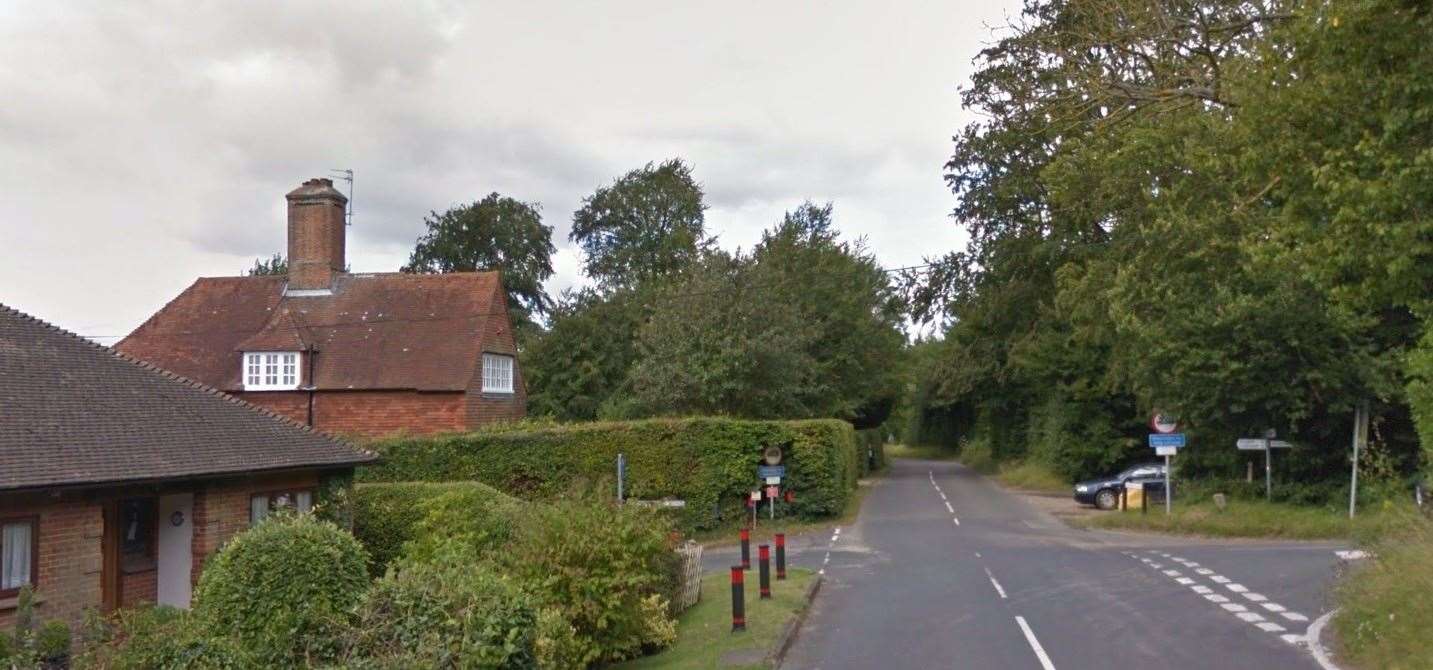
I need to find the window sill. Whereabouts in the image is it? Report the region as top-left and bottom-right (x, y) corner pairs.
(481, 391), (516, 399)
(0, 593), (44, 612)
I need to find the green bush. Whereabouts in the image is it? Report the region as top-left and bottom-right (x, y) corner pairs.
(74, 605), (250, 670)
(500, 499), (679, 666)
(351, 481), (523, 574)
(192, 514), (369, 666)
(34, 620), (69, 664)
(533, 608), (583, 670)
(341, 554), (538, 669)
(360, 418), (862, 530)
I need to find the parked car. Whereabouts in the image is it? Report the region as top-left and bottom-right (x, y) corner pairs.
(1073, 463), (1167, 510)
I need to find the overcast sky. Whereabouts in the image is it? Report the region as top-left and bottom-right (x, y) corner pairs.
(0, 1), (1020, 342)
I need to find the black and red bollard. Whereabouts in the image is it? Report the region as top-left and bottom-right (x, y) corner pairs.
(730, 565), (746, 632)
(758, 544), (772, 599)
(739, 527), (751, 570)
(775, 533), (787, 580)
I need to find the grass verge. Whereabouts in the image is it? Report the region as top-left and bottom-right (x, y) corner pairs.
(1332, 506), (1433, 669)
(616, 568), (816, 670)
(1067, 498), (1353, 540)
(993, 460), (1069, 494)
(693, 483), (871, 548)
(885, 443), (959, 461)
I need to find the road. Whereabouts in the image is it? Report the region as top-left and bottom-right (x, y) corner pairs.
(707, 459), (1346, 670)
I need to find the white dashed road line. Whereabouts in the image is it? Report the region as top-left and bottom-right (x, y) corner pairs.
(1129, 553), (1313, 647)
(1014, 616), (1058, 670)
(984, 567), (1008, 599)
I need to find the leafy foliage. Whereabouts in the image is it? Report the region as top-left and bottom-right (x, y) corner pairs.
(358, 418), (863, 530)
(350, 481), (523, 575)
(569, 159), (711, 290)
(74, 605), (251, 670)
(403, 193), (557, 333)
(909, 0), (1433, 485)
(523, 288), (647, 421)
(341, 555), (539, 669)
(192, 514), (369, 666)
(497, 500), (678, 666)
(245, 253), (286, 276)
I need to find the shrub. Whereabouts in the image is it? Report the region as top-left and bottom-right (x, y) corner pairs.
(34, 620), (69, 664)
(351, 481), (523, 574)
(192, 513), (369, 666)
(500, 499), (679, 665)
(341, 553), (538, 669)
(73, 605), (250, 670)
(360, 417), (862, 530)
(533, 608), (583, 670)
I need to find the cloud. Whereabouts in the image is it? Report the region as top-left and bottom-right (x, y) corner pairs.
(0, 0), (1020, 338)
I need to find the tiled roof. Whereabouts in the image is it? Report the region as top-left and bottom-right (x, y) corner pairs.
(0, 303), (376, 492)
(116, 272), (504, 392)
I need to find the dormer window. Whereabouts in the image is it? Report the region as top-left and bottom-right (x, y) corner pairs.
(243, 352), (300, 391)
(482, 353), (514, 394)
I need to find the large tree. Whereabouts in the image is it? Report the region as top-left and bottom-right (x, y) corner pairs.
(403, 193), (556, 331)
(569, 159), (711, 290)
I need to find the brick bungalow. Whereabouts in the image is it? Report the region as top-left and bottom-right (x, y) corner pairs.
(0, 304), (376, 629)
(116, 177), (526, 438)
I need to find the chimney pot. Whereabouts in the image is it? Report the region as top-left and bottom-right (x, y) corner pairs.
(285, 177), (348, 291)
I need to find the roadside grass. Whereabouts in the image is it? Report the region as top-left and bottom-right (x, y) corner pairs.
(1333, 505), (1433, 670)
(885, 443), (959, 461)
(1068, 498), (1354, 540)
(693, 483), (871, 548)
(993, 460), (1069, 494)
(616, 568), (816, 670)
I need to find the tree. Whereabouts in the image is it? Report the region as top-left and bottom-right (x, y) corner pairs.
(403, 193), (556, 330)
(569, 159), (711, 289)
(247, 253), (287, 276)
(522, 288), (646, 421)
(621, 203), (906, 423)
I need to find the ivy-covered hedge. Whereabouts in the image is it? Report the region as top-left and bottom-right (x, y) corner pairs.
(351, 481), (523, 574)
(359, 418), (861, 530)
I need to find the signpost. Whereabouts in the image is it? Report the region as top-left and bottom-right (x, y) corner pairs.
(757, 457), (785, 522)
(1148, 413), (1181, 516)
(1236, 431), (1291, 501)
(616, 453), (626, 503)
(1349, 401), (1369, 519)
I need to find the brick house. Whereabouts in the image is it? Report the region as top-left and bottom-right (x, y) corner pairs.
(116, 177), (527, 437)
(0, 304), (376, 629)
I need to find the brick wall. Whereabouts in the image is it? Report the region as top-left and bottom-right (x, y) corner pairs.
(0, 497), (103, 631)
(0, 470), (330, 630)
(239, 389), (466, 437)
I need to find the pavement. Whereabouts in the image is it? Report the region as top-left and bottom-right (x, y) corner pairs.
(704, 459), (1349, 670)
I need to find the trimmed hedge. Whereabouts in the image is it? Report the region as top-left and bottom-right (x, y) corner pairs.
(351, 481), (523, 574)
(359, 418), (861, 530)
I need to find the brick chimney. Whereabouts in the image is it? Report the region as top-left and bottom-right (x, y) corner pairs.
(285, 177), (347, 291)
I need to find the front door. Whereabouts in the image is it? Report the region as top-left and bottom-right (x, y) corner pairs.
(156, 493), (193, 607)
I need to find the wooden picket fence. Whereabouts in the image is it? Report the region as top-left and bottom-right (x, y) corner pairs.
(674, 540), (703, 612)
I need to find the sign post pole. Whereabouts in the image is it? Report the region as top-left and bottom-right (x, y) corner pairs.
(1165, 453), (1172, 516)
(1265, 438), (1272, 502)
(616, 453), (625, 503)
(1350, 401), (1367, 519)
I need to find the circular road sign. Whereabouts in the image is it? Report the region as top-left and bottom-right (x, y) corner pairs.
(1150, 412), (1179, 434)
(763, 445), (784, 466)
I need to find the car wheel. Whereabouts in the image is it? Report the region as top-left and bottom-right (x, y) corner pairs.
(1094, 489), (1119, 510)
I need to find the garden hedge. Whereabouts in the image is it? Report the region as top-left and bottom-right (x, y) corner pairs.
(351, 481), (523, 574)
(359, 418), (862, 530)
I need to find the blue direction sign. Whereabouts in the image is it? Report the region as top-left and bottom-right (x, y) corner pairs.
(1148, 433), (1186, 449)
(757, 465), (786, 479)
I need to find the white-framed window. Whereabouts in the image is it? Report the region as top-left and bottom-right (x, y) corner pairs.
(242, 352), (300, 391)
(1, 518), (37, 596)
(482, 353), (514, 394)
(249, 489), (315, 524)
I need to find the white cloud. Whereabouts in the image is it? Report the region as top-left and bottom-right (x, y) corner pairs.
(0, 0), (1020, 339)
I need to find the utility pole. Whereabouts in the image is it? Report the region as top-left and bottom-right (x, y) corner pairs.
(1349, 401), (1368, 518)
(1264, 428), (1276, 502)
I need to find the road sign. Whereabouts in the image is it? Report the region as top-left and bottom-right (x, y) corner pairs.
(750, 490), (762, 501)
(758, 465), (786, 479)
(1236, 439), (1293, 450)
(763, 446), (784, 465)
(764, 476), (781, 485)
(1154, 445), (1179, 456)
(1148, 433), (1186, 448)
(764, 485), (780, 498)
(1150, 412), (1179, 434)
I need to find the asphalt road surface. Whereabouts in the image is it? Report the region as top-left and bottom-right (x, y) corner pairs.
(710, 459), (1347, 670)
